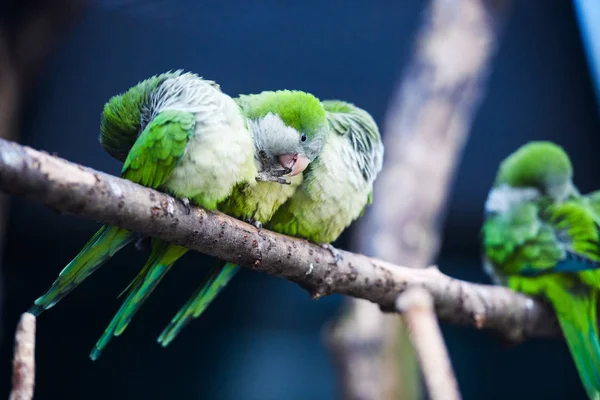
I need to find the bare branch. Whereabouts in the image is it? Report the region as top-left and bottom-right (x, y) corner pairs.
(325, 300), (388, 400)
(9, 313), (36, 400)
(0, 138), (559, 339)
(397, 288), (461, 400)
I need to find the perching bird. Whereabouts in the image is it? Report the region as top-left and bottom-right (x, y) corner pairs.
(156, 100), (384, 347)
(26, 71), (327, 352)
(91, 89), (328, 358)
(482, 141), (600, 400)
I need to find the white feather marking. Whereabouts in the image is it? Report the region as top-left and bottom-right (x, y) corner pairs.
(249, 113), (303, 161)
(484, 185), (540, 214)
(151, 75), (257, 204)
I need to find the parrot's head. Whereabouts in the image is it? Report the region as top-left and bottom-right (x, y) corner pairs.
(237, 90), (328, 176)
(495, 141), (574, 200)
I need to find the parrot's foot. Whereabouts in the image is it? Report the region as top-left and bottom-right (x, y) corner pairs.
(181, 198), (191, 215)
(256, 171), (291, 185)
(248, 218), (263, 232)
(321, 243), (343, 265)
(135, 236), (151, 252)
(256, 150), (292, 185)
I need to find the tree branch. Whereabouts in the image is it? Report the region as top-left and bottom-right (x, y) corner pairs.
(0, 138), (559, 340)
(362, 0), (511, 267)
(397, 288), (461, 400)
(9, 313), (36, 400)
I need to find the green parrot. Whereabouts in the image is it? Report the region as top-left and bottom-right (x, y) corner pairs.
(89, 88), (329, 359)
(482, 141), (600, 400)
(25, 70), (328, 355)
(156, 100), (384, 347)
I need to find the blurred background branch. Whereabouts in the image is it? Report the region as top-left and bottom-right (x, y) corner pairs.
(9, 313), (36, 400)
(327, 0), (511, 399)
(397, 287), (461, 400)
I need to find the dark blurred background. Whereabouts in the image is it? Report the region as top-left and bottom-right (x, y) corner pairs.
(1, 1), (599, 399)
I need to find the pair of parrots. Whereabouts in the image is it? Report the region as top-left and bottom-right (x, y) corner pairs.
(28, 70), (384, 360)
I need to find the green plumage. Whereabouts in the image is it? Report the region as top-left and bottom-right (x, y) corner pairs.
(268, 100), (383, 244)
(122, 110), (195, 190)
(90, 240), (188, 360)
(237, 90), (326, 138)
(153, 100), (382, 347)
(30, 108), (196, 316)
(85, 85), (330, 356)
(29, 71), (259, 355)
(482, 141), (600, 399)
(100, 71), (179, 161)
(158, 261), (240, 347)
(29, 226), (135, 315)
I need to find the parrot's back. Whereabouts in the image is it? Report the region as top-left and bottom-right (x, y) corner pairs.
(99, 70), (225, 161)
(99, 71), (179, 161)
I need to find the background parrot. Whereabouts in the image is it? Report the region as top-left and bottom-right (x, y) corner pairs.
(25, 70), (328, 357)
(482, 141), (600, 400)
(156, 100), (384, 347)
(91, 89), (329, 358)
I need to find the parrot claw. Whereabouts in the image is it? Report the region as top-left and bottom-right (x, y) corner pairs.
(248, 218), (263, 232)
(321, 243), (343, 265)
(256, 149), (292, 184)
(181, 198), (191, 215)
(256, 171), (291, 185)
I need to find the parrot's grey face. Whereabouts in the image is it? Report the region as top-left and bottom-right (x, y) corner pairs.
(249, 113), (326, 176)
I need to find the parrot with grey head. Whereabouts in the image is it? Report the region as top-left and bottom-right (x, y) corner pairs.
(482, 141), (600, 399)
(155, 99), (384, 347)
(25, 70), (328, 358)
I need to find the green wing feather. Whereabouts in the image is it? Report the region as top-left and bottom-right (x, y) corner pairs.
(89, 110), (195, 359)
(29, 102), (194, 318)
(157, 262), (240, 347)
(100, 71), (181, 161)
(551, 283), (600, 400)
(29, 225), (136, 315)
(121, 109), (195, 188)
(91, 240), (189, 360)
(484, 199), (600, 276)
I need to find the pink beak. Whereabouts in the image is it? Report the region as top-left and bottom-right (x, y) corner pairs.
(278, 153), (310, 176)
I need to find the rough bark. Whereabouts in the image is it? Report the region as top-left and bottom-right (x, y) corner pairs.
(397, 288), (461, 400)
(9, 313), (36, 400)
(0, 138), (559, 340)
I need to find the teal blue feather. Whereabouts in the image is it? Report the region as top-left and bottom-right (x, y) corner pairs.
(29, 225), (136, 316)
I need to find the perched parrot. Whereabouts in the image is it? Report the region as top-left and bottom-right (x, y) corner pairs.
(91, 89), (328, 358)
(482, 141), (600, 400)
(25, 70), (328, 356)
(156, 100), (384, 347)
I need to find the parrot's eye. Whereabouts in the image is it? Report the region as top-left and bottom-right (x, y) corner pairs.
(301, 133), (307, 142)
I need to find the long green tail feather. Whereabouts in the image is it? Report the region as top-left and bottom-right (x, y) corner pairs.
(90, 240), (188, 360)
(29, 225), (136, 316)
(554, 287), (600, 400)
(157, 262), (240, 347)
